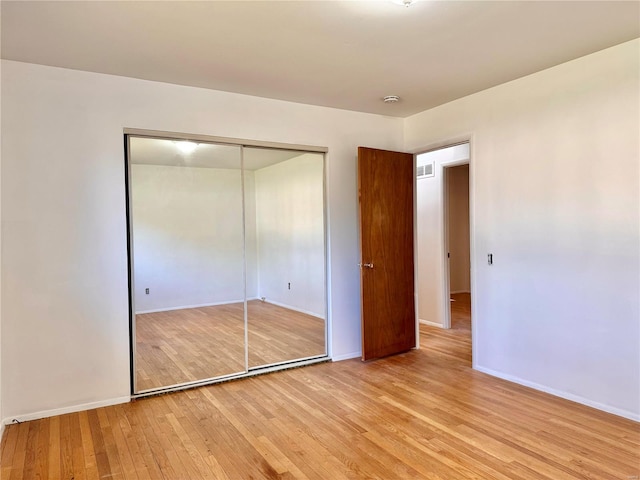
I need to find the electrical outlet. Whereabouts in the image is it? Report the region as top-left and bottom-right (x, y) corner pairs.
(145, 288), (150, 294)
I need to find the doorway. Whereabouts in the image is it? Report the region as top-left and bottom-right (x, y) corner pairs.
(415, 142), (471, 339)
(357, 142), (473, 362)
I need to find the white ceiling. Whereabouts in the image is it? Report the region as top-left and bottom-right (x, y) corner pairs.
(129, 137), (305, 170)
(2, 1), (638, 117)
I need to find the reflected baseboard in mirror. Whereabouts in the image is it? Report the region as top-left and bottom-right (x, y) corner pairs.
(135, 301), (326, 391)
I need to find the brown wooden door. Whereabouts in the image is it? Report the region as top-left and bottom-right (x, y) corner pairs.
(358, 147), (416, 361)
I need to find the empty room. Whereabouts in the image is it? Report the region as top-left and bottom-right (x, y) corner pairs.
(0, 1), (638, 479)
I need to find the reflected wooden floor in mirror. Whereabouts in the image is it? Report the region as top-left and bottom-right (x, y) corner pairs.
(136, 301), (325, 391)
(247, 300), (325, 368)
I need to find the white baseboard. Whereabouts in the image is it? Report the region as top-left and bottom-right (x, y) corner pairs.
(474, 366), (640, 422)
(263, 299), (324, 319)
(332, 351), (362, 362)
(419, 318), (444, 328)
(0, 423), (4, 443)
(136, 298), (249, 314)
(2, 396), (131, 426)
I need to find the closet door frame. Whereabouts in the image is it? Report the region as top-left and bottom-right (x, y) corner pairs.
(124, 128), (329, 398)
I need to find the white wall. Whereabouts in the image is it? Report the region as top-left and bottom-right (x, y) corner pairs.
(0, 60), (403, 422)
(254, 153), (325, 317)
(416, 144), (470, 326)
(131, 164), (252, 313)
(447, 164), (470, 294)
(406, 39), (640, 420)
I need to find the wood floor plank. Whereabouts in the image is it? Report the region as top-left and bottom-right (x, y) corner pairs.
(8, 422), (29, 480)
(59, 414), (75, 480)
(139, 397), (189, 479)
(426, 437), (525, 480)
(105, 405), (140, 480)
(47, 416), (61, 479)
(78, 410), (100, 480)
(164, 412), (218, 480)
(20, 421), (40, 480)
(87, 409), (112, 479)
(69, 413), (87, 480)
(32, 419), (50, 479)
(2, 294), (639, 479)
(184, 388), (260, 479)
(125, 401), (166, 479)
(199, 386), (300, 480)
(0, 421), (20, 477)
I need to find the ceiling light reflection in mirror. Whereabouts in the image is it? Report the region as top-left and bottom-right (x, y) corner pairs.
(174, 140), (199, 155)
(129, 137), (303, 170)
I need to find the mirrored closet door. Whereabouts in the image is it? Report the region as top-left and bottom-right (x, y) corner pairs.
(127, 137), (246, 392)
(126, 134), (327, 395)
(244, 148), (326, 368)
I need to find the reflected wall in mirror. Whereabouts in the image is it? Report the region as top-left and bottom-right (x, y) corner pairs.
(244, 149), (326, 368)
(127, 135), (327, 395)
(129, 137), (246, 392)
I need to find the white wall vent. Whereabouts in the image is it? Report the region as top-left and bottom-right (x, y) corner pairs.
(417, 162), (434, 179)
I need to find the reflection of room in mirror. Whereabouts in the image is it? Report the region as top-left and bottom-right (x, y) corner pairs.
(245, 150), (326, 315)
(131, 164), (245, 313)
(128, 136), (326, 394)
(245, 149), (326, 368)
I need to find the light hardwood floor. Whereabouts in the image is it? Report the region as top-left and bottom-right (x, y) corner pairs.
(136, 301), (326, 391)
(2, 294), (638, 479)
